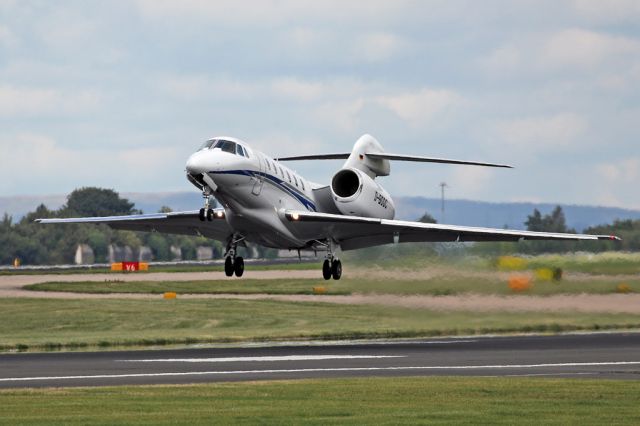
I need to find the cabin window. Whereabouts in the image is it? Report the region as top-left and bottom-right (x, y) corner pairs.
(293, 175), (298, 187)
(301, 179), (305, 191)
(279, 166), (284, 177)
(286, 170), (291, 183)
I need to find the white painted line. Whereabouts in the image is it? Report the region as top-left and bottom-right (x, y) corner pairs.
(1, 361), (639, 383)
(120, 355), (405, 363)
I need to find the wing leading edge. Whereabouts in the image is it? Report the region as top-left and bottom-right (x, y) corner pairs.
(283, 210), (620, 251)
(36, 210), (232, 242)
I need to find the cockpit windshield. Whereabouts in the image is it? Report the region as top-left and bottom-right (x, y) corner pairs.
(199, 139), (249, 158)
(200, 139), (216, 150)
(216, 140), (236, 154)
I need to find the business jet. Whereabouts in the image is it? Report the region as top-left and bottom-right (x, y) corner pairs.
(37, 134), (619, 280)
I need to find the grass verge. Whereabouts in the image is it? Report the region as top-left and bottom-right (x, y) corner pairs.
(1, 377), (640, 424)
(0, 261), (318, 276)
(1, 298), (640, 351)
(25, 275), (640, 296)
(25, 279), (350, 295)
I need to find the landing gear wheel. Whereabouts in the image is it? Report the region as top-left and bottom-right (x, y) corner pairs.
(234, 257), (244, 277)
(198, 208), (206, 222)
(322, 259), (332, 280)
(331, 259), (342, 280)
(206, 208), (214, 221)
(224, 256), (234, 277)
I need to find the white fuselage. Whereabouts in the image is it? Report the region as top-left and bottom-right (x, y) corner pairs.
(185, 136), (394, 250)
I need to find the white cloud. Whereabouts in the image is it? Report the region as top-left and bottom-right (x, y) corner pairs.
(353, 32), (409, 63)
(449, 166), (494, 198)
(597, 158), (640, 184)
(0, 133), (182, 194)
(377, 88), (465, 127)
(593, 157), (640, 209)
(490, 113), (588, 152)
(571, 0), (640, 23)
(36, 9), (98, 51)
(313, 99), (366, 132)
(0, 24), (18, 48)
(155, 75), (261, 102)
(482, 29), (640, 77)
(270, 78), (325, 102)
(540, 29), (640, 70)
(0, 85), (103, 118)
(136, 0), (415, 27)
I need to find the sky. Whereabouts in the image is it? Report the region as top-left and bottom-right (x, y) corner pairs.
(0, 0), (639, 208)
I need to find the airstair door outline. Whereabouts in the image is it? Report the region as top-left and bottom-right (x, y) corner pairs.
(252, 154), (264, 195)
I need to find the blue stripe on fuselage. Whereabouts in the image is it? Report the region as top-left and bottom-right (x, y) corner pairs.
(208, 170), (316, 211)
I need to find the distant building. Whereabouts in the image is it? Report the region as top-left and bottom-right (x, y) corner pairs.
(196, 246), (213, 261)
(108, 245), (135, 263)
(138, 246), (153, 262)
(74, 244), (95, 265)
(170, 245), (182, 261)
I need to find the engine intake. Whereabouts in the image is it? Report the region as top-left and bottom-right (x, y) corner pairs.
(331, 168), (361, 198)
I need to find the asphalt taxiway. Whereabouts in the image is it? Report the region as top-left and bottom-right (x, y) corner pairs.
(0, 333), (639, 388)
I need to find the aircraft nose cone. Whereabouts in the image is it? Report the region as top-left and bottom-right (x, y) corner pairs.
(186, 152), (208, 175)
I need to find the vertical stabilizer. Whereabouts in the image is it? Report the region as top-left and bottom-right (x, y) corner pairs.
(343, 134), (390, 179)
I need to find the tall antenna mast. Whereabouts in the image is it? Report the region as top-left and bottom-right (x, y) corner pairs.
(440, 182), (448, 223)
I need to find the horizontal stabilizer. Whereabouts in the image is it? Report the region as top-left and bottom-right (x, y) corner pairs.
(275, 153), (350, 161)
(276, 152), (512, 168)
(365, 153), (513, 168)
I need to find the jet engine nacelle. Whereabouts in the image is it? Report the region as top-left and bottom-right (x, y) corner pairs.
(330, 167), (395, 219)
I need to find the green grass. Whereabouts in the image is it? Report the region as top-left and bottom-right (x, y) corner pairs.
(25, 275), (640, 296)
(0, 261), (318, 275)
(1, 298), (640, 351)
(25, 279), (350, 295)
(1, 377), (639, 424)
(525, 252), (640, 275)
(348, 250), (640, 276)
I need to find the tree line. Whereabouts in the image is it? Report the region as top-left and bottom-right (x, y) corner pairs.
(471, 205), (636, 255)
(0, 187), (231, 265)
(1, 188), (637, 265)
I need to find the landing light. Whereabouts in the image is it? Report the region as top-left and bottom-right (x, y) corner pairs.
(291, 212), (300, 221)
(216, 210), (225, 219)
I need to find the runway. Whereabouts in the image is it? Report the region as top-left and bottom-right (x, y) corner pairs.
(1, 332), (639, 388)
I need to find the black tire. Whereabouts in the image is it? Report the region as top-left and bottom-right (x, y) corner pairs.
(331, 259), (342, 280)
(224, 256), (234, 277)
(198, 208), (206, 222)
(234, 256), (244, 277)
(322, 259), (332, 280)
(206, 208), (214, 221)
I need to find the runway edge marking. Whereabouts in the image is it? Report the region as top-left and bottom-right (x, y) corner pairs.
(2, 361), (640, 383)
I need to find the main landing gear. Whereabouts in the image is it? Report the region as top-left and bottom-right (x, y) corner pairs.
(321, 241), (342, 280)
(224, 236), (244, 277)
(198, 188), (214, 222)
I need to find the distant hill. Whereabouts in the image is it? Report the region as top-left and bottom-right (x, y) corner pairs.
(395, 197), (640, 231)
(2, 192), (639, 232)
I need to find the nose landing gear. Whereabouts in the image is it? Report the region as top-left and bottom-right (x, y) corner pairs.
(199, 188), (214, 222)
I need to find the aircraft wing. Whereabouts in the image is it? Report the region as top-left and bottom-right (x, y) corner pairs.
(36, 210), (232, 241)
(283, 210), (620, 251)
